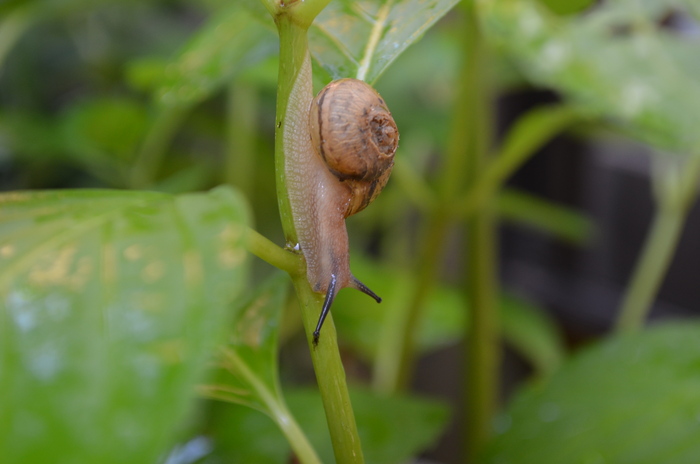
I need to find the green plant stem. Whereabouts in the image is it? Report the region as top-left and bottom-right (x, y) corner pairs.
(292, 278), (364, 463)
(271, 398), (322, 464)
(464, 215), (498, 460)
(616, 155), (700, 332)
(376, 3), (578, 405)
(218, 348), (321, 464)
(456, 105), (579, 219)
(376, 0), (503, 395)
(460, 3), (499, 460)
(615, 207), (687, 331)
(225, 81), (258, 196)
(130, 106), (186, 189)
(374, 209), (449, 393)
(273, 13), (364, 464)
(374, 0), (482, 392)
(246, 227), (302, 276)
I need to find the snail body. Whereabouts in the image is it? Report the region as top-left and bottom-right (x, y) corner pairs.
(284, 57), (398, 343)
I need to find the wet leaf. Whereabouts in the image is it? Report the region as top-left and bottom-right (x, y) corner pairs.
(479, 0), (700, 153)
(310, 0), (461, 83)
(483, 322), (700, 464)
(0, 186), (249, 464)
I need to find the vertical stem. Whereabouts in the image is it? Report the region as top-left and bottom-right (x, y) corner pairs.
(274, 16), (364, 464)
(374, 210), (449, 393)
(461, 2), (499, 460)
(615, 156), (700, 332)
(464, 217), (499, 460)
(225, 81), (258, 196)
(615, 208), (686, 332)
(292, 279), (365, 464)
(374, 0), (497, 396)
(129, 107), (186, 189)
(273, 19), (303, 239)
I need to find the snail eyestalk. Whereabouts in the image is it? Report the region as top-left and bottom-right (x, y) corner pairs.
(314, 274), (338, 345)
(352, 277), (382, 303)
(313, 274), (382, 345)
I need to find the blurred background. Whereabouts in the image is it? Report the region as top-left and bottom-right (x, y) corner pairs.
(2, 1), (700, 463)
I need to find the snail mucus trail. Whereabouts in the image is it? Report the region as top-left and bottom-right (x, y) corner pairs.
(284, 60), (399, 345)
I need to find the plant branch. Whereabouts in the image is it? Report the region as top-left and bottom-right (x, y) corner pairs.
(615, 155), (700, 332)
(456, 104), (580, 219)
(246, 227), (303, 276)
(461, 3), (498, 460)
(225, 81), (258, 197)
(218, 348), (321, 464)
(130, 106), (186, 189)
(373, 209), (449, 393)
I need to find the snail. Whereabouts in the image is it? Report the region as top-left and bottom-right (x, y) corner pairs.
(284, 59), (399, 344)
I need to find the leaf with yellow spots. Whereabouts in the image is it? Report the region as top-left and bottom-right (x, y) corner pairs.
(0, 185), (250, 464)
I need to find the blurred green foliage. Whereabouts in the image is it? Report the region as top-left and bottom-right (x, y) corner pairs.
(2, 0), (700, 463)
(483, 323), (700, 464)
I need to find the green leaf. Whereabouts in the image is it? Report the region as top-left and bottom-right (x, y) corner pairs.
(310, 0), (461, 83)
(497, 188), (593, 245)
(152, 5), (276, 107)
(479, 0), (700, 153)
(482, 322), (700, 464)
(205, 401), (289, 464)
(206, 387), (449, 464)
(202, 274), (322, 464)
(0, 186), (250, 464)
(201, 272), (289, 413)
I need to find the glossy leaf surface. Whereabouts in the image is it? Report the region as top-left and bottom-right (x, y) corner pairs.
(310, 0), (461, 83)
(0, 186), (249, 464)
(483, 323), (700, 464)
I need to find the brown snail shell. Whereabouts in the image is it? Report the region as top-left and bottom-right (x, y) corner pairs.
(309, 78), (398, 217)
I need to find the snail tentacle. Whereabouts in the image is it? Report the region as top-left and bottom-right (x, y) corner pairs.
(313, 273), (338, 346)
(351, 277), (381, 303)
